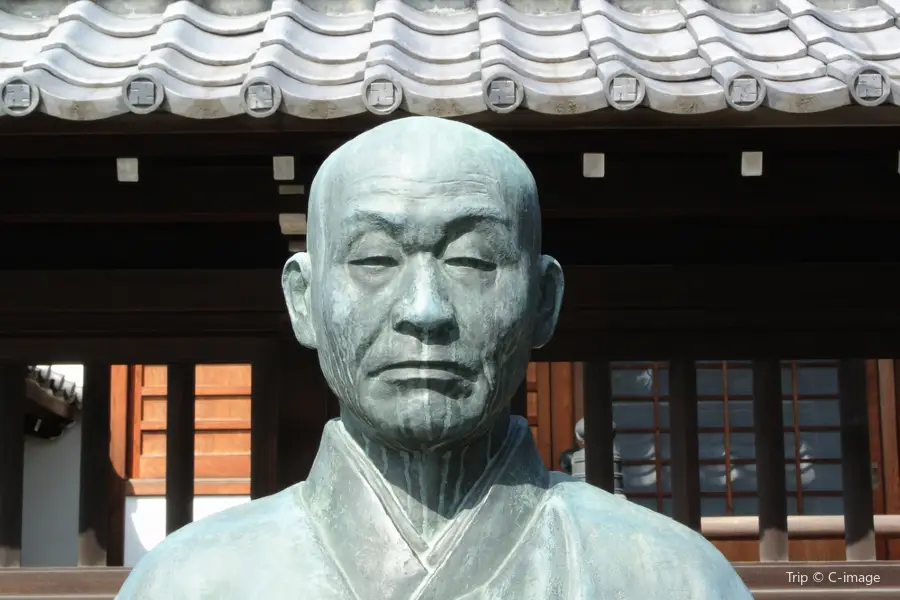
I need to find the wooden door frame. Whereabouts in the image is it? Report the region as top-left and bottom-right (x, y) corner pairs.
(876, 360), (900, 559)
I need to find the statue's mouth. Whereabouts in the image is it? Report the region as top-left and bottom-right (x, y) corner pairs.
(372, 360), (478, 382)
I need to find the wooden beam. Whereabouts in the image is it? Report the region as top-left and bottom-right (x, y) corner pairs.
(0, 312), (286, 339)
(879, 360), (900, 560)
(0, 364), (26, 567)
(582, 360), (614, 493)
(2, 217), (897, 270)
(0, 337), (271, 364)
(0, 324), (897, 367)
(0, 263), (899, 321)
(753, 359), (789, 562)
(0, 270), (282, 314)
(0, 161), (313, 221)
(107, 366), (129, 567)
(165, 364), (195, 535)
(78, 363), (112, 566)
(5, 159), (900, 224)
(839, 359), (877, 561)
(251, 343), (278, 500)
(559, 264), (900, 316)
(0, 566), (131, 596)
(866, 360), (888, 560)
(7, 110), (900, 157)
(669, 358), (701, 531)
(534, 328), (900, 364)
(127, 478), (250, 496)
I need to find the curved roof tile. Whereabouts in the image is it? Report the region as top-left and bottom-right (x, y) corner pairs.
(27, 365), (83, 409)
(0, 0), (899, 119)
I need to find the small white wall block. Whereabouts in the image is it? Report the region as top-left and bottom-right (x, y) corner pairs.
(279, 213), (307, 236)
(288, 239), (307, 253)
(741, 151), (763, 177)
(278, 184), (305, 195)
(116, 158), (139, 182)
(896, 151), (900, 174)
(273, 156), (295, 181)
(582, 153), (605, 178)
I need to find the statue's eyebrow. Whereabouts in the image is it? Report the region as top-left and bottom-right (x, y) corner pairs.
(340, 205), (512, 239)
(340, 211), (406, 239)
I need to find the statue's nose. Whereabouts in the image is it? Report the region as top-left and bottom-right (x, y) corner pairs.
(392, 258), (457, 344)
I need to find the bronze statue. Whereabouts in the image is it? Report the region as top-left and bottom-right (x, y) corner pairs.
(117, 117), (752, 600)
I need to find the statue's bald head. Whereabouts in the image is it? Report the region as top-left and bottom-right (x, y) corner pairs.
(306, 116), (541, 260)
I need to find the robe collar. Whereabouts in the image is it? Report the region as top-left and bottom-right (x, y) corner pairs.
(298, 416), (550, 600)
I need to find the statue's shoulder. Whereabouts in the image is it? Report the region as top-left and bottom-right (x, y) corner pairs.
(544, 477), (753, 599)
(116, 484), (315, 599)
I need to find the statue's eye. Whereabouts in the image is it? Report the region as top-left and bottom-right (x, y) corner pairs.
(444, 257), (496, 271)
(349, 256), (398, 268)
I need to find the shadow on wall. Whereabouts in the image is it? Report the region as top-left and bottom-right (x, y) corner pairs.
(21, 418), (82, 566)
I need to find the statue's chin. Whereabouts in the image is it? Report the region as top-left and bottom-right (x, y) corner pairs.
(368, 417), (481, 452)
(349, 401), (488, 453)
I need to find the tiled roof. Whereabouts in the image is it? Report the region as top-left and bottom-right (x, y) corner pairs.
(27, 365), (83, 410)
(1, 0), (899, 120)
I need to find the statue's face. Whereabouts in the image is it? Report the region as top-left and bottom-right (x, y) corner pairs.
(311, 174), (538, 451)
(284, 119), (563, 452)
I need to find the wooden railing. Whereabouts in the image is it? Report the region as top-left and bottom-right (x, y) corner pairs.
(1, 563), (899, 599)
(703, 516), (900, 540)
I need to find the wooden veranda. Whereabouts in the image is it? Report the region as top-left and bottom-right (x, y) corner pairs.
(2, 113), (900, 596)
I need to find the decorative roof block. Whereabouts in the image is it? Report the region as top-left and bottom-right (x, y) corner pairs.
(2, 0), (900, 119)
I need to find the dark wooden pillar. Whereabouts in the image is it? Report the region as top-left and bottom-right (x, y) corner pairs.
(165, 363), (195, 535)
(669, 358), (701, 531)
(275, 339), (329, 492)
(582, 360), (614, 492)
(251, 343), (279, 500)
(78, 363), (112, 566)
(107, 365), (129, 567)
(0, 364), (26, 567)
(510, 379), (527, 421)
(839, 358), (876, 560)
(752, 359), (789, 562)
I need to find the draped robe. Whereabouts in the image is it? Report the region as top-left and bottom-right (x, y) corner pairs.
(117, 417), (752, 600)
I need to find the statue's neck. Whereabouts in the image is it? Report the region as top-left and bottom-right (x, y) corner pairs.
(342, 413), (510, 543)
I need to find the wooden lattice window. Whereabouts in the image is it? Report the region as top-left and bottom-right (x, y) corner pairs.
(612, 360), (844, 517)
(127, 364), (253, 495)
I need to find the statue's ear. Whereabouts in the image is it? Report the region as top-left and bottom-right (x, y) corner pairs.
(282, 252), (318, 349)
(532, 255), (564, 349)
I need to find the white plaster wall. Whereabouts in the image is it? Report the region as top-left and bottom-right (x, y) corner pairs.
(124, 495), (250, 567)
(22, 417), (82, 566)
(21, 364), (83, 567)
